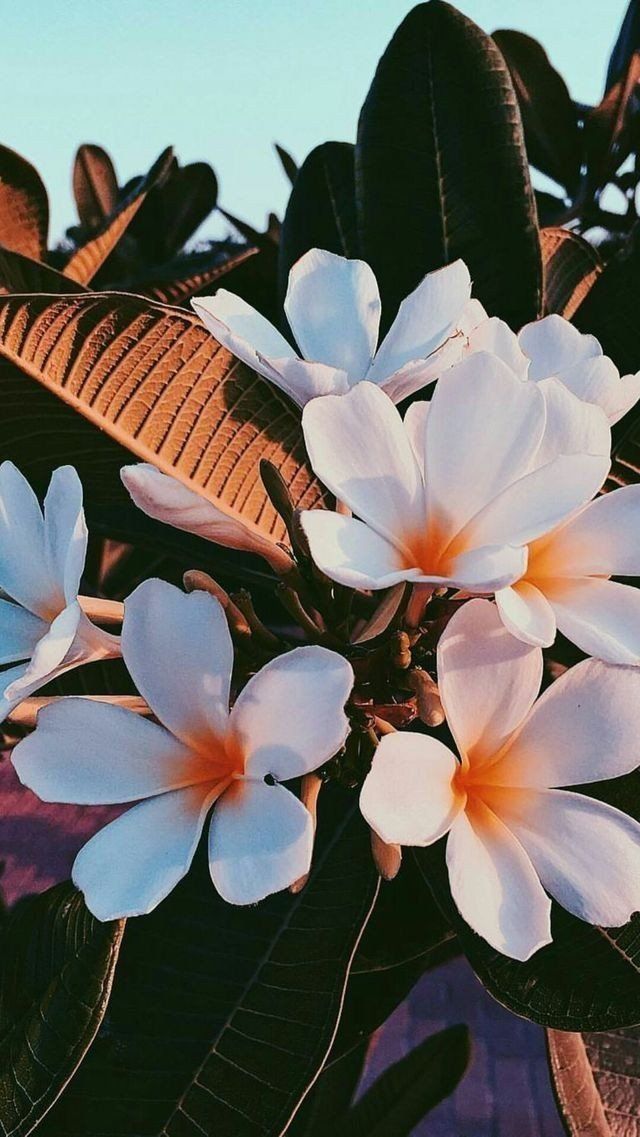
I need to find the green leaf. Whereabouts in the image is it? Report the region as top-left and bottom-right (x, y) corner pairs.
(0, 882), (123, 1137)
(275, 144), (299, 186)
(279, 142), (358, 297)
(286, 1043), (369, 1137)
(573, 232), (640, 379)
(547, 1026), (640, 1135)
(336, 1025), (470, 1137)
(129, 160), (219, 264)
(352, 853), (455, 973)
(606, 0), (640, 92)
(38, 786), (379, 1137)
(0, 248), (87, 297)
(414, 772), (640, 1033)
(356, 0), (542, 331)
(492, 29), (581, 194)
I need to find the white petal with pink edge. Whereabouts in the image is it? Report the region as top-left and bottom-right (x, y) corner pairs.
(208, 779), (313, 905)
(73, 784), (217, 921)
(122, 579), (232, 751)
(490, 657), (640, 788)
(437, 600), (542, 764)
(446, 802), (552, 961)
(233, 645), (353, 781)
(360, 731), (462, 847)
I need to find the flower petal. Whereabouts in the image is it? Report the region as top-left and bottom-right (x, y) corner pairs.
(302, 382), (425, 550)
(446, 801), (552, 961)
(377, 337), (464, 403)
(538, 485), (640, 577)
(486, 786), (640, 927)
(192, 290), (296, 368)
(461, 453), (609, 549)
(437, 599), (542, 765)
(403, 400), (430, 469)
(191, 292), (349, 406)
(285, 249), (380, 381)
(122, 579), (232, 751)
(121, 464), (291, 573)
(544, 576), (640, 665)
(13, 697), (202, 804)
(608, 371), (640, 425)
(208, 779), (313, 904)
(519, 314), (600, 380)
(368, 261), (471, 385)
(0, 599), (47, 665)
(495, 582), (557, 648)
(0, 462), (51, 617)
(556, 355), (640, 425)
(533, 378), (611, 468)
(360, 731), (462, 846)
(466, 316), (529, 378)
(301, 510), (420, 589)
(493, 656), (640, 787)
(43, 466), (87, 607)
(424, 352), (545, 538)
(233, 645), (353, 780)
(73, 785), (216, 920)
(442, 544), (528, 592)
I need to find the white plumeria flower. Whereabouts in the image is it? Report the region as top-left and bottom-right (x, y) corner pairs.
(13, 579), (354, 920)
(465, 305), (640, 425)
(360, 600), (640, 961)
(0, 463), (120, 721)
(496, 485), (640, 663)
(120, 463), (293, 575)
(191, 249), (472, 407)
(299, 359), (610, 595)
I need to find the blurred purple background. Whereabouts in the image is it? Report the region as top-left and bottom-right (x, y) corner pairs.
(0, 757), (564, 1136)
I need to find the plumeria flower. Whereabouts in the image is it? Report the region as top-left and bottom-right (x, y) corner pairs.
(121, 463), (293, 575)
(360, 600), (640, 961)
(13, 579), (353, 920)
(496, 484), (640, 663)
(299, 359), (610, 595)
(0, 463), (120, 722)
(191, 249), (472, 406)
(465, 306), (640, 425)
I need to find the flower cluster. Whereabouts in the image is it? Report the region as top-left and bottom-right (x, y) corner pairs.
(9, 249), (640, 962)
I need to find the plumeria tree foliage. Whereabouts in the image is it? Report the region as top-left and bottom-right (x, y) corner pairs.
(2, 3), (640, 1137)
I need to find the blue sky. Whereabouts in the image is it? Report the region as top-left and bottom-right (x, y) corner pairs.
(1, 0), (628, 244)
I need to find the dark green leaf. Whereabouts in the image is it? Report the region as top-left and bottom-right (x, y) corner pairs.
(275, 144), (299, 186)
(352, 852), (455, 973)
(356, 0), (542, 331)
(336, 1024), (470, 1137)
(573, 230), (640, 377)
(130, 161), (218, 263)
(0, 882), (123, 1137)
(492, 30), (581, 194)
(414, 771), (640, 1033)
(279, 142), (358, 298)
(0, 248), (87, 297)
(39, 787), (379, 1137)
(286, 1042), (369, 1137)
(607, 0), (640, 92)
(73, 144), (120, 231)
